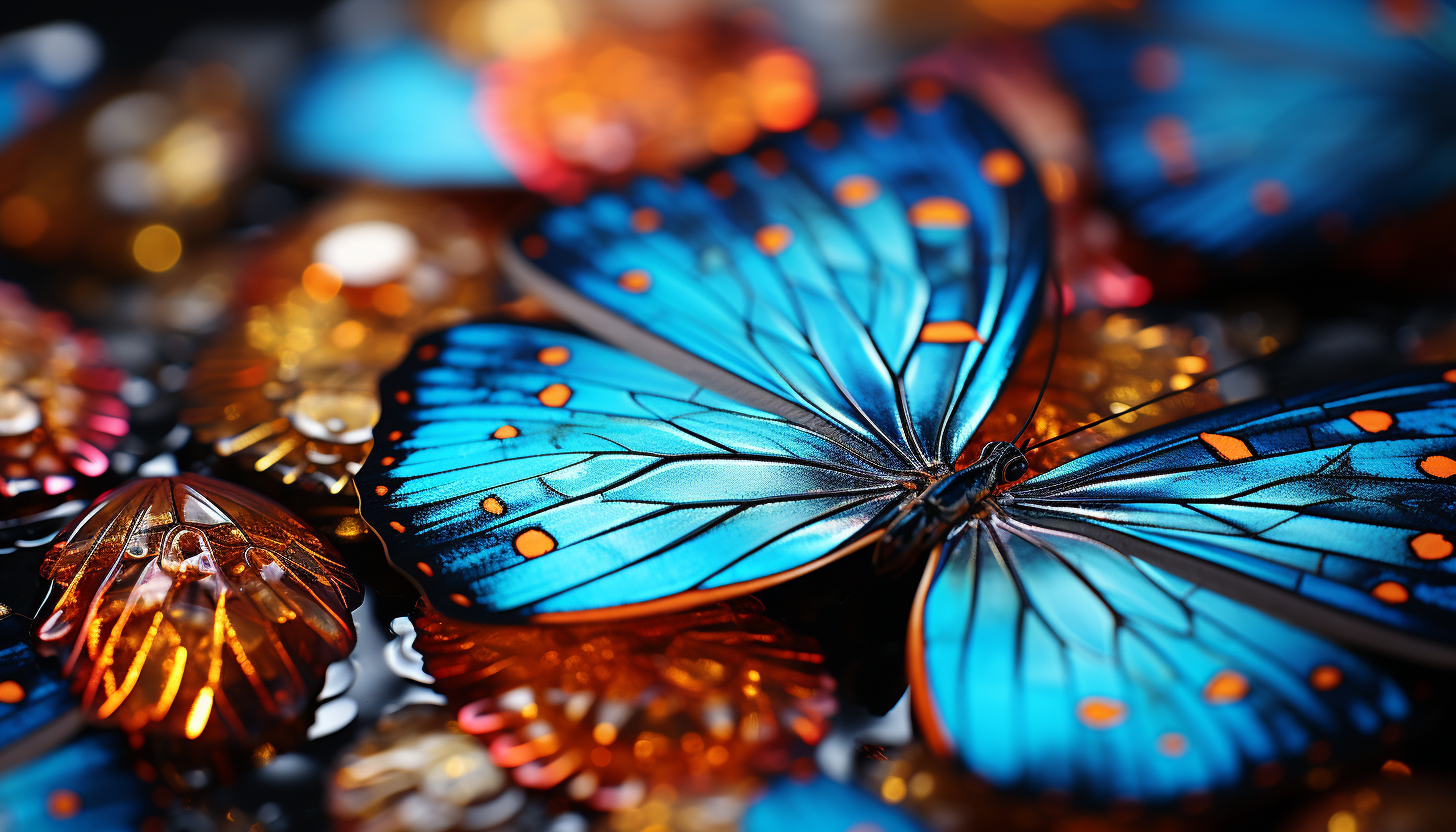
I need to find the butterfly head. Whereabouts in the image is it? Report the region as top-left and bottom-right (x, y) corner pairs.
(977, 440), (1030, 488)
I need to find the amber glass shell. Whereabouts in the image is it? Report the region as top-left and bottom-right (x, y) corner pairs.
(412, 598), (834, 809)
(35, 474), (360, 749)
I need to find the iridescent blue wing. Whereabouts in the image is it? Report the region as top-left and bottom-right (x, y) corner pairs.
(502, 87), (1049, 469)
(278, 39), (516, 186)
(742, 775), (931, 832)
(1048, 0), (1456, 252)
(0, 614), (77, 769)
(911, 515), (1407, 802)
(1008, 367), (1456, 664)
(358, 325), (907, 620)
(0, 734), (156, 830)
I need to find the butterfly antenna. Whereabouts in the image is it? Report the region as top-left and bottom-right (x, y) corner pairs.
(1011, 266), (1065, 446)
(1025, 352), (1267, 451)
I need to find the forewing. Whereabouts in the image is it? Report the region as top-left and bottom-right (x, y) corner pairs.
(911, 514), (1407, 802)
(503, 87), (1049, 469)
(1009, 368), (1456, 663)
(358, 324), (906, 620)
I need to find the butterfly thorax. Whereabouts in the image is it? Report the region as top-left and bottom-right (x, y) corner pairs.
(873, 441), (1028, 575)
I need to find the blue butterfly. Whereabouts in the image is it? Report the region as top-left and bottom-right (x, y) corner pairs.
(0, 733), (158, 831)
(743, 775), (930, 832)
(1047, 0), (1456, 252)
(0, 612), (77, 771)
(357, 89), (1441, 801)
(278, 38), (516, 186)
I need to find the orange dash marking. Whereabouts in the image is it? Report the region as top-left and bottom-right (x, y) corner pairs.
(538, 383), (572, 408)
(394, 390), (410, 404)
(754, 225), (793, 256)
(834, 175), (880, 208)
(389, 521), (406, 533)
(617, 269), (651, 293)
(919, 321), (983, 344)
(1419, 455), (1456, 478)
(1077, 696), (1128, 729)
(908, 197), (970, 230)
(482, 496), (505, 515)
(381, 456), (395, 466)
(416, 562), (433, 577)
(1349, 410), (1394, 432)
(979, 149), (1025, 187)
(1444, 369), (1456, 383)
(374, 485), (388, 496)
(1372, 581), (1410, 604)
(515, 528), (556, 558)
(387, 430), (402, 441)
(47, 789), (81, 820)
(1203, 670), (1250, 704)
(493, 425), (519, 439)
(1411, 532), (1453, 561)
(449, 593), (472, 607)
(1200, 432), (1253, 461)
(537, 346), (570, 366)
(1310, 665), (1343, 691)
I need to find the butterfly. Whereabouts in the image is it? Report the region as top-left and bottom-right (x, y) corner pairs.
(0, 733), (159, 831)
(1046, 0), (1456, 252)
(357, 87), (1447, 800)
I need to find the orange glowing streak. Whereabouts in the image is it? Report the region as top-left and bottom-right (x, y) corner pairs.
(185, 686), (214, 739)
(1349, 410), (1393, 432)
(532, 529), (883, 624)
(908, 197), (970, 230)
(1199, 432), (1253, 461)
(1412, 532), (1454, 561)
(906, 544), (952, 756)
(416, 562), (433, 577)
(1420, 455), (1456, 478)
(489, 732), (561, 767)
(1202, 670), (1250, 704)
(153, 645), (188, 720)
(1077, 697), (1128, 729)
(919, 321), (984, 344)
(96, 610), (164, 718)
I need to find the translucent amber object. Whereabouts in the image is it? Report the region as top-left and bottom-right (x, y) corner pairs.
(963, 311), (1224, 476)
(329, 704), (527, 832)
(35, 475), (360, 749)
(413, 598), (834, 809)
(182, 190), (497, 495)
(0, 281), (127, 513)
(482, 19), (817, 199)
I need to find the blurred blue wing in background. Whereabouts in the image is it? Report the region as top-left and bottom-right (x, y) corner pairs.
(0, 614), (76, 767)
(0, 734), (156, 831)
(1048, 0), (1456, 252)
(277, 39), (516, 186)
(742, 775), (931, 832)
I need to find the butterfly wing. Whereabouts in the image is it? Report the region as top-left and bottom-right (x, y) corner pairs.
(910, 514), (1407, 801)
(0, 734), (157, 829)
(502, 87), (1049, 469)
(1048, 0), (1456, 252)
(1007, 367), (1456, 664)
(358, 325), (908, 620)
(743, 775), (932, 832)
(0, 615), (77, 769)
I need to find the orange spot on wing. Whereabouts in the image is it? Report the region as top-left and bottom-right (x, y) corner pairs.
(374, 485), (388, 496)
(1251, 180), (1291, 215)
(1444, 369), (1456, 383)
(389, 521), (406, 533)
(1199, 432), (1253, 461)
(909, 197), (970, 230)
(755, 225), (793, 256)
(515, 528), (557, 558)
(1203, 670), (1250, 704)
(834, 175), (880, 208)
(381, 456), (396, 466)
(538, 383), (572, 408)
(1349, 410), (1394, 432)
(1077, 696), (1128, 729)
(1420, 455), (1456, 478)
(416, 562), (433, 577)
(394, 390), (410, 404)
(47, 789), (81, 819)
(449, 593), (472, 607)
(1309, 665), (1343, 691)
(919, 321), (983, 344)
(482, 496), (505, 515)
(1411, 532), (1453, 561)
(617, 269), (651, 293)
(387, 430), (402, 441)
(416, 344), (439, 361)
(1372, 581), (1410, 604)
(979, 149), (1025, 187)
(537, 346), (570, 366)
(0, 680), (24, 703)
(630, 207), (661, 233)
(521, 235), (548, 258)
(493, 425), (519, 439)
(1157, 732), (1188, 757)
